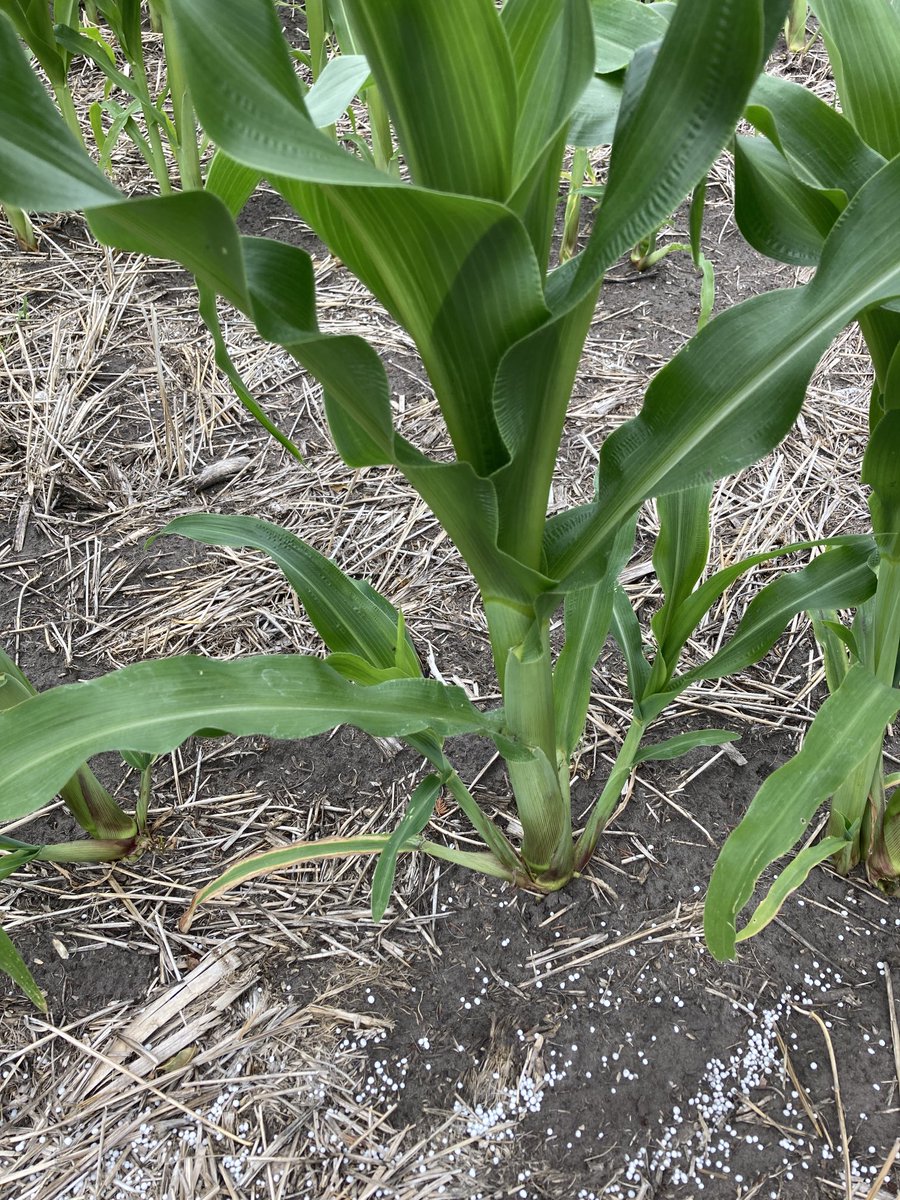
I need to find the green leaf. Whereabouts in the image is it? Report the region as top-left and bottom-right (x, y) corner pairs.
(343, 0), (516, 201)
(371, 774), (441, 921)
(181, 833), (417, 932)
(54, 22), (152, 105)
(681, 544), (877, 686)
(0, 926), (46, 1011)
(0, 14), (118, 209)
(304, 53), (371, 128)
(0, 655), (499, 825)
(546, 155), (900, 588)
(571, 0), (774, 300)
(734, 134), (845, 266)
(633, 728), (740, 764)
(651, 482), (714, 651)
(590, 0), (669, 73)
(862, 408), (900, 550)
(204, 149), (261, 218)
(745, 73), (884, 197)
(811, 0), (900, 159)
(610, 584), (652, 706)
(501, 0), (594, 265)
(733, 835), (850, 943)
(554, 517), (637, 756)
(0, 0), (66, 84)
(704, 663), (900, 960)
(160, 513), (421, 678)
(492, 285), (601, 566)
(568, 74), (623, 147)
(503, 0), (594, 181)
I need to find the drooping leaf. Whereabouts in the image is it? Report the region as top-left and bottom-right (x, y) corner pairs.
(0, 655), (500, 825)
(0, 13), (118, 209)
(681, 543), (877, 685)
(570, 0), (778, 301)
(633, 728), (740, 764)
(610, 584), (652, 706)
(705, 664), (900, 960)
(745, 73), (884, 197)
(734, 134), (845, 266)
(568, 74), (623, 147)
(590, 0), (669, 73)
(733, 836), (850, 943)
(546, 156), (900, 589)
(371, 774), (441, 920)
(160, 513), (422, 678)
(180, 834), (416, 932)
(0, 926), (46, 1011)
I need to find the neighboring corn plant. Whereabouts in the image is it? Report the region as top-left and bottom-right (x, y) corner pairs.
(1, 0), (899, 1007)
(704, 0), (900, 959)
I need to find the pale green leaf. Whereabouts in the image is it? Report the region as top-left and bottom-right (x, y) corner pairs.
(704, 664), (900, 960)
(304, 53), (371, 128)
(733, 836), (849, 943)
(160, 513), (421, 678)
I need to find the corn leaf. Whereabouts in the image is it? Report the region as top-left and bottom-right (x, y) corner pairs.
(503, 0), (595, 188)
(680, 543), (877, 686)
(0, 926), (46, 1011)
(733, 836), (850, 944)
(705, 664), (900, 960)
(810, 0), (900, 160)
(343, 0), (516, 202)
(553, 517), (637, 756)
(0, 656), (500, 826)
(633, 729), (740, 764)
(745, 74), (884, 196)
(546, 155), (900, 588)
(610, 584), (652, 705)
(501, 0), (594, 267)
(160, 513), (421, 679)
(371, 775), (441, 921)
(304, 53), (371, 128)
(570, 0), (777, 301)
(568, 75), (623, 147)
(651, 482), (714, 649)
(180, 834), (417, 932)
(734, 135), (845, 266)
(590, 0), (670, 73)
(0, 13), (117, 208)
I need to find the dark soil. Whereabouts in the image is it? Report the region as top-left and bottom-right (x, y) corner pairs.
(259, 725), (900, 1200)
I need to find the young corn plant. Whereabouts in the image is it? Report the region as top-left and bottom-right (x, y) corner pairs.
(704, 0), (900, 958)
(1, 0), (898, 1007)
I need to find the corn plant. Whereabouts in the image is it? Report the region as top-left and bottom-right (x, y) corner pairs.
(704, 0), (900, 959)
(3, 0), (900, 1007)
